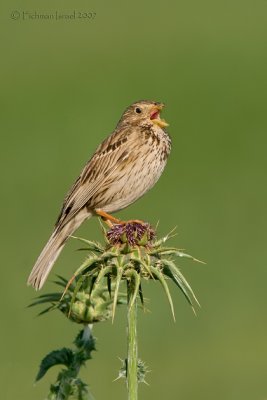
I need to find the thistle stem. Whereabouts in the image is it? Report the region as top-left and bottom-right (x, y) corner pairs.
(127, 288), (138, 400)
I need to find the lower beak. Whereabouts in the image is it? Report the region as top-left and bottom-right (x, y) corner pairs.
(150, 105), (169, 128)
(152, 118), (169, 128)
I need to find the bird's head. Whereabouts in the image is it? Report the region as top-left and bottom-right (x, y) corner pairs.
(118, 100), (169, 129)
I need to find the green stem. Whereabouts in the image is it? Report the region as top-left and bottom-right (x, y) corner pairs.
(127, 289), (138, 400)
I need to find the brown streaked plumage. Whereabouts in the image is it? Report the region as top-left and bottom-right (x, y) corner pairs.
(28, 100), (171, 289)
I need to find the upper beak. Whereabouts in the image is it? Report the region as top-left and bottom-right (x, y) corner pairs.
(150, 104), (169, 128)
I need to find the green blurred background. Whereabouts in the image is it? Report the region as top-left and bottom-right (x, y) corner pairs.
(1, 0), (267, 399)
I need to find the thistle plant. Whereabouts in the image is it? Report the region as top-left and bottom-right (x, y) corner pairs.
(31, 221), (201, 400)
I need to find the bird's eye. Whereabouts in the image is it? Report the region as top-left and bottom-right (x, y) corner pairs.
(135, 107), (142, 114)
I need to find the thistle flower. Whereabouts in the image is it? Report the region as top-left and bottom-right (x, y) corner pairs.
(107, 222), (155, 246)
(66, 222), (200, 321)
(30, 222), (202, 400)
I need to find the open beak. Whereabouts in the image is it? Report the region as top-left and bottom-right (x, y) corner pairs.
(150, 104), (169, 128)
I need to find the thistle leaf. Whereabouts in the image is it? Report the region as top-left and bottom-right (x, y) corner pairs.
(107, 274), (112, 297)
(95, 265), (113, 285)
(53, 275), (69, 287)
(36, 348), (74, 382)
(138, 281), (144, 306)
(36, 305), (57, 316)
(126, 269), (141, 310)
(73, 255), (101, 277)
(28, 293), (61, 307)
(161, 259), (200, 310)
(68, 274), (87, 317)
(74, 328), (96, 359)
(169, 250), (205, 264)
(70, 236), (104, 253)
(112, 266), (124, 322)
(152, 227), (177, 247)
(130, 255), (153, 279)
(149, 265), (175, 321)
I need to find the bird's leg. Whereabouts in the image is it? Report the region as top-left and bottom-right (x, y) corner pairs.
(95, 209), (122, 226)
(95, 210), (145, 227)
(102, 219), (113, 228)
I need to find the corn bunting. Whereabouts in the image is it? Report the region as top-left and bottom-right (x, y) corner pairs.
(28, 100), (171, 289)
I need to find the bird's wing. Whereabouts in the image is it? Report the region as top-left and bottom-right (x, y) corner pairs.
(55, 128), (133, 229)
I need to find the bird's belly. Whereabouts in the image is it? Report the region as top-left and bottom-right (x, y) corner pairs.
(92, 151), (167, 214)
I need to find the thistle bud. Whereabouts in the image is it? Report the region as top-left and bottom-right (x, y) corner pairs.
(57, 279), (115, 324)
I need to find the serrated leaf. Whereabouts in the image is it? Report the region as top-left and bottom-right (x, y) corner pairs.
(74, 328), (96, 358)
(36, 348), (74, 382)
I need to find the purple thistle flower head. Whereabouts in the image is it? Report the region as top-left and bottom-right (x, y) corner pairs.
(107, 221), (155, 246)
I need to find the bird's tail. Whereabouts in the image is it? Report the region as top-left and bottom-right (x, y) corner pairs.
(27, 210), (91, 290)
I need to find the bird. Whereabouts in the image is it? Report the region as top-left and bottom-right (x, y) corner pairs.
(27, 100), (171, 290)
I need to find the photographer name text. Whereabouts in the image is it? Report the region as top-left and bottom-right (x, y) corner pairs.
(11, 10), (96, 21)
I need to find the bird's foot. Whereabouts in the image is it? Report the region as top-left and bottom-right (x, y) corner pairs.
(96, 209), (145, 227)
(95, 209), (155, 246)
(95, 209), (121, 227)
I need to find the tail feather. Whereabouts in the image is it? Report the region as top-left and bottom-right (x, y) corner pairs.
(28, 210), (91, 290)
